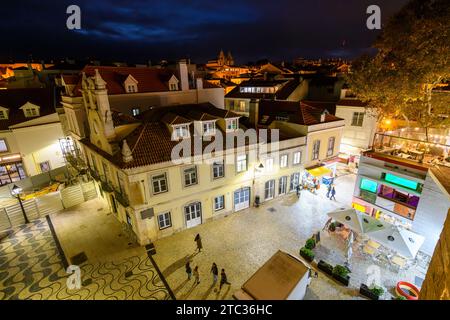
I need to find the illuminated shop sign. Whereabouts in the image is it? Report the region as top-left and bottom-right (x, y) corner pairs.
(360, 178), (378, 193)
(384, 173), (418, 190)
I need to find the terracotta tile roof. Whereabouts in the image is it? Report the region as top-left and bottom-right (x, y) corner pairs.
(72, 65), (176, 96)
(301, 100), (337, 115)
(337, 99), (368, 107)
(61, 75), (79, 85)
(187, 110), (218, 121)
(111, 109), (140, 127)
(80, 103), (287, 170)
(0, 88), (58, 130)
(258, 100), (343, 127)
(161, 112), (191, 125)
(299, 102), (342, 125)
(202, 81), (221, 89)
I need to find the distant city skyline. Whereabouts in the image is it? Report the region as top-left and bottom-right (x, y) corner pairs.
(1, 0), (408, 64)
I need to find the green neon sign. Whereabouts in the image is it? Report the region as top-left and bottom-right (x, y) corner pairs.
(360, 178), (378, 193)
(384, 173), (418, 190)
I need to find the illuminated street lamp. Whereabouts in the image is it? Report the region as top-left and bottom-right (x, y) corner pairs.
(11, 184), (29, 224)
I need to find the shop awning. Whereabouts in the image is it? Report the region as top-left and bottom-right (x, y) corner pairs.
(306, 166), (332, 177)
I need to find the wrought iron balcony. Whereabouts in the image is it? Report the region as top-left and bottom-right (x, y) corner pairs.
(100, 178), (114, 193)
(89, 168), (101, 181)
(114, 189), (130, 207)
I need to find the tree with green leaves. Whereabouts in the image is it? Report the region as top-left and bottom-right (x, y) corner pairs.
(347, 0), (450, 133)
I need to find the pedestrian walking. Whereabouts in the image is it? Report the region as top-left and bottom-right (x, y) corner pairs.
(218, 268), (231, 292)
(194, 233), (203, 252)
(326, 183), (332, 198)
(296, 184), (301, 197)
(211, 262), (219, 284)
(185, 261), (192, 280)
(330, 186), (336, 201)
(193, 266), (200, 285)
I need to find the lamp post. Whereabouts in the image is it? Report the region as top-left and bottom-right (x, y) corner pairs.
(11, 184), (29, 224)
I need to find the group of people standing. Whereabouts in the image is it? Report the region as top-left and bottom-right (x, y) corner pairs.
(185, 234), (231, 293)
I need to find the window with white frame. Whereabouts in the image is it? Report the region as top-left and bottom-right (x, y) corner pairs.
(327, 137), (335, 157)
(214, 195), (225, 211)
(0, 110), (8, 120)
(0, 139), (8, 152)
(226, 119), (238, 131)
(236, 154), (247, 173)
(170, 83), (178, 91)
(265, 158), (274, 171)
(132, 108), (140, 116)
(152, 173), (168, 194)
(293, 151), (302, 165)
(312, 140), (320, 160)
(173, 125), (190, 139)
(212, 161), (224, 179)
(289, 173), (300, 191)
(239, 101), (246, 112)
(184, 166), (198, 186)
(23, 107), (39, 117)
(351, 112), (364, 127)
(158, 212), (172, 229)
(279, 176), (287, 195)
(280, 154), (288, 168)
(126, 84), (137, 93)
(203, 122), (216, 135)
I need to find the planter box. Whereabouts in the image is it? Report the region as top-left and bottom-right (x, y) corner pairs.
(360, 284), (380, 300)
(318, 260), (333, 276)
(300, 251), (314, 263)
(333, 273), (350, 286)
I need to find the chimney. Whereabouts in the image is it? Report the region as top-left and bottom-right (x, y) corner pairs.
(196, 78), (203, 90)
(177, 59), (189, 91)
(249, 99), (260, 127)
(122, 140), (133, 163)
(320, 111), (326, 123)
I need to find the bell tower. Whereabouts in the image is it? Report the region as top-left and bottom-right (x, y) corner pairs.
(94, 69), (116, 141)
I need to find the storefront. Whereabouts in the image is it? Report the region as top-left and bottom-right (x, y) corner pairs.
(0, 153), (26, 185)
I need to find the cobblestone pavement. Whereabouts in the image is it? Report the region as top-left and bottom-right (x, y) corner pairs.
(152, 173), (423, 300)
(0, 200), (170, 300)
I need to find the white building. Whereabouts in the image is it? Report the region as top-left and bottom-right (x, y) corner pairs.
(60, 60), (224, 154)
(335, 89), (378, 157)
(353, 150), (450, 256)
(0, 88), (66, 185)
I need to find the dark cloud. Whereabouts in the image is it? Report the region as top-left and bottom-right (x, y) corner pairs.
(0, 0), (409, 63)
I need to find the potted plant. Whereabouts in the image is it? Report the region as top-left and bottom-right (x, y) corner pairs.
(305, 238), (316, 250)
(328, 222), (336, 232)
(360, 284), (384, 300)
(332, 264), (350, 286)
(299, 247), (315, 262)
(318, 260), (333, 276)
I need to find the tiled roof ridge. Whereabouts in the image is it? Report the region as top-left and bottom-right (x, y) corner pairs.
(131, 122), (148, 154)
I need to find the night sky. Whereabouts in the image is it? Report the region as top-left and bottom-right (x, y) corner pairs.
(1, 0), (409, 64)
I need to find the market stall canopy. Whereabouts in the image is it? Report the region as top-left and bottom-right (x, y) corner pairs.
(306, 165), (332, 177)
(366, 225), (425, 259)
(327, 208), (386, 234)
(240, 250), (310, 300)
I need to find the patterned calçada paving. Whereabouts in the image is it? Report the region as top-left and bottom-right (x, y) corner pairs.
(0, 218), (170, 300)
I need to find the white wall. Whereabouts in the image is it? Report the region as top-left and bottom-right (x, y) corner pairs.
(335, 106), (377, 151)
(413, 174), (450, 256)
(12, 123), (66, 176)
